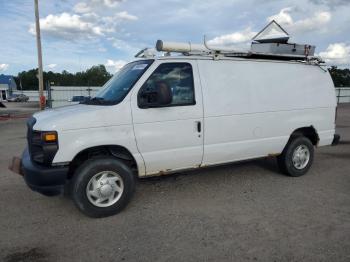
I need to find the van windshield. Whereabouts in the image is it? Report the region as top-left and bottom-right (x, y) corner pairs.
(83, 59), (153, 105)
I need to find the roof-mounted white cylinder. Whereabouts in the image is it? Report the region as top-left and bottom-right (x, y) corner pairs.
(156, 40), (209, 53)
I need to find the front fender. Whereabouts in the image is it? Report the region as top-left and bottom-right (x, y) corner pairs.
(52, 125), (146, 176)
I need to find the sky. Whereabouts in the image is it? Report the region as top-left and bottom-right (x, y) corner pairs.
(0, 0), (349, 75)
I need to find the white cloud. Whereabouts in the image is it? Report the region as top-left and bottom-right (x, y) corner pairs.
(208, 27), (257, 46)
(92, 0), (124, 8)
(74, 0), (124, 13)
(101, 11), (138, 28)
(268, 7), (294, 26)
(100, 11), (138, 32)
(105, 59), (127, 72)
(29, 13), (105, 39)
(319, 43), (350, 65)
(29, 9), (138, 41)
(73, 2), (91, 14)
(47, 64), (57, 69)
(108, 37), (132, 50)
(0, 64), (9, 72)
(309, 0), (350, 7)
(292, 11), (331, 33)
(98, 47), (107, 52)
(115, 11), (138, 21)
(267, 8), (331, 34)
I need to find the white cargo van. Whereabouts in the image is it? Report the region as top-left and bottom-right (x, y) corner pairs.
(10, 40), (339, 217)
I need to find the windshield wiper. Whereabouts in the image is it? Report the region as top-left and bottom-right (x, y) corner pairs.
(82, 97), (116, 106)
(81, 97), (106, 105)
(91, 97), (105, 102)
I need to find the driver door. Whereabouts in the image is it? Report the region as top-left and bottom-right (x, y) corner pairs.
(130, 60), (204, 175)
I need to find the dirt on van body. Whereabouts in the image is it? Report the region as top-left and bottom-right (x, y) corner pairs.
(0, 104), (349, 262)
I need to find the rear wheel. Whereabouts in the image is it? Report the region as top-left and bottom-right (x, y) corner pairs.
(277, 136), (314, 177)
(71, 157), (135, 218)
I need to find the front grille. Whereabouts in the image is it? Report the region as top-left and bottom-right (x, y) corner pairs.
(30, 131), (44, 163)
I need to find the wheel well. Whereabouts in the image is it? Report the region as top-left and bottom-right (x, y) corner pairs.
(290, 126), (319, 146)
(67, 145), (138, 179)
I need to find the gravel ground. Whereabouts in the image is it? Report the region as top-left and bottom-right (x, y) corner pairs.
(0, 104), (349, 262)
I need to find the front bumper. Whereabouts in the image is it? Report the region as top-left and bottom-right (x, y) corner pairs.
(10, 148), (69, 196)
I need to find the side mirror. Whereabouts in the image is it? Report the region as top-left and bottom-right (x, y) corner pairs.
(139, 84), (172, 108)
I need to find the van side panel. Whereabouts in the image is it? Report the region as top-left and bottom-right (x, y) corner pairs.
(198, 59), (336, 166)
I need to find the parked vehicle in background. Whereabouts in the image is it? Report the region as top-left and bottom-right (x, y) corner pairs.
(68, 95), (89, 103)
(7, 94), (29, 102)
(10, 39), (339, 218)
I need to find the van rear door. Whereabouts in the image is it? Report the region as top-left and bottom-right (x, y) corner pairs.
(131, 60), (204, 175)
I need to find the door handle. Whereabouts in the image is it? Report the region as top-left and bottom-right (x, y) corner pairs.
(196, 121), (201, 133)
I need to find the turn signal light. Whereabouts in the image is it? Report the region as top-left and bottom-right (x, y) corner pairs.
(43, 132), (57, 142)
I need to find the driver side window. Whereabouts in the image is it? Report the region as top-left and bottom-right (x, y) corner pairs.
(138, 62), (195, 107)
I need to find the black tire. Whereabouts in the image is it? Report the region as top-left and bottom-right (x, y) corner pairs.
(277, 136), (314, 177)
(71, 157), (136, 218)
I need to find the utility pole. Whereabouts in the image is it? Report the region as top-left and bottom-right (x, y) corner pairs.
(34, 0), (45, 110)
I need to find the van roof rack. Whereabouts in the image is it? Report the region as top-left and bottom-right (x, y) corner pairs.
(142, 22), (324, 64)
(152, 39), (323, 64)
(134, 24), (322, 63)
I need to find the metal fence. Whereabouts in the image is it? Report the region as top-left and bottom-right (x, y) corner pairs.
(13, 86), (350, 108)
(335, 87), (350, 103)
(47, 86), (101, 108)
(49, 86), (349, 108)
(13, 87), (102, 108)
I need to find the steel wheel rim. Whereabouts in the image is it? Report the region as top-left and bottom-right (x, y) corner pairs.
(292, 145), (310, 170)
(86, 171), (124, 207)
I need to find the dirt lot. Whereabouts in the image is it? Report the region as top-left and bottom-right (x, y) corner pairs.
(0, 103), (349, 262)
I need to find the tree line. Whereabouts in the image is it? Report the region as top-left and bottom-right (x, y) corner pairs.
(14, 65), (350, 90)
(15, 65), (113, 90)
(328, 66), (350, 87)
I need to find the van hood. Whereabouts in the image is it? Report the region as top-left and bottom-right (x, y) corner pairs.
(32, 104), (130, 131)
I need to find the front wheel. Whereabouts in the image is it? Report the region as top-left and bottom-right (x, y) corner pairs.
(71, 157), (136, 218)
(277, 136), (314, 177)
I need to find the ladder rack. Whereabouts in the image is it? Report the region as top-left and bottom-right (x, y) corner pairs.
(151, 39), (323, 64)
(135, 21), (324, 64)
